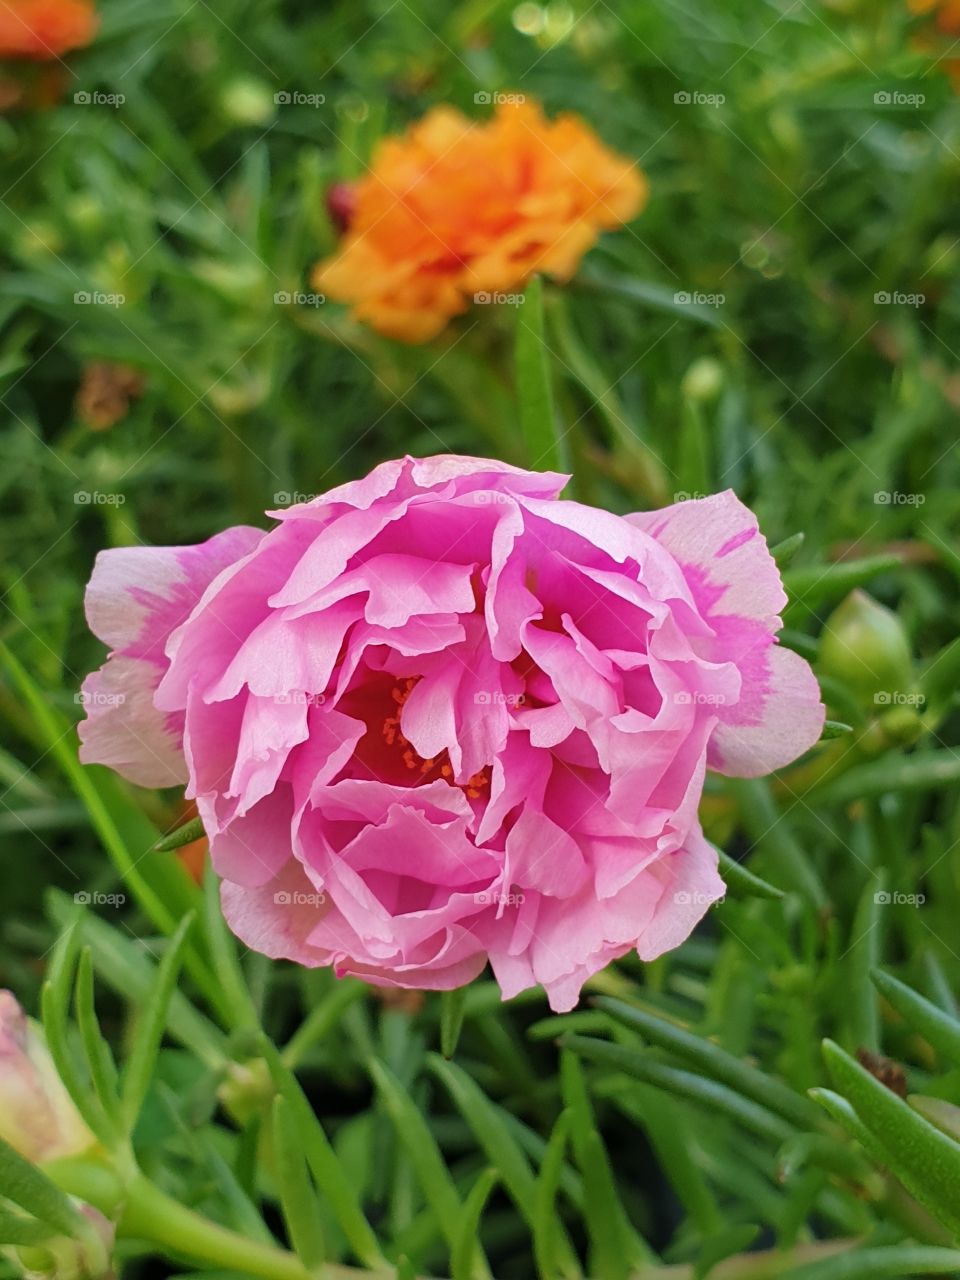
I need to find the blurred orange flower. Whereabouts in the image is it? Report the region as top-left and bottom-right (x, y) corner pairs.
(910, 0), (960, 84)
(314, 98), (647, 343)
(0, 0), (98, 59)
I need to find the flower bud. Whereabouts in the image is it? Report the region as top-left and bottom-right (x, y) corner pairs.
(326, 182), (357, 235)
(15, 1204), (114, 1280)
(818, 590), (913, 706)
(0, 991), (94, 1164)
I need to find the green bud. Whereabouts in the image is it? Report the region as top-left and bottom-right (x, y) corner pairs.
(220, 77), (276, 127)
(819, 589), (913, 708)
(681, 356), (724, 403)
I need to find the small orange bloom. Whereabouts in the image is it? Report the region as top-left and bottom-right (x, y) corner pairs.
(0, 0), (98, 60)
(314, 98), (647, 343)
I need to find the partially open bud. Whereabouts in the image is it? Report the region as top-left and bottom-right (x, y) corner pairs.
(0, 991), (95, 1164)
(819, 590), (914, 708)
(15, 1203), (114, 1280)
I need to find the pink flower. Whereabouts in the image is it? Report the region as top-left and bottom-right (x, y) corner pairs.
(79, 457), (823, 1012)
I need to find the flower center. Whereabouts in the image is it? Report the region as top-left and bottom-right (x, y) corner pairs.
(382, 677), (490, 799)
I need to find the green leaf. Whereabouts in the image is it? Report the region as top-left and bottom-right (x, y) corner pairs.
(845, 877), (884, 1053)
(821, 720), (853, 740)
(872, 969), (960, 1066)
(813, 752), (960, 806)
(0, 644), (212, 1009)
(694, 1223), (760, 1279)
(440, 987), (468, 1060)
(782, 1246), (960, 1279)
(515, 275), (566, 474)
(561, 1052), (652, 1277)
(822, 1039), (960, 1235)
(272, 1096), (326, 1270)
(202, 862), (259, 1030)
(427, 1054), (578, 1273)
(771, 532), (805, 567)
(368, 1058), (476, 1268)
(533, 1110), (579, 1280)
(259, 1035), (386, 1269)
(563, 1035), (795, 1144)
(728, 779), (827, 907)
(592, 999), (822, 1130)
(282, 978), (366, 1069)
(74, 947), (120, 1121)
(919, 635), (960, 721)
(451, 1169), (498, 1280)
(783, 554), (902, 617)
(154, 816), (206, 852)
(121, 912), (196, 1130)
(0, 1211), (56, 1246)
(714, 847), (785, 900)
(47, 890), (226, 1070)
(0, 1139), (85, 1237)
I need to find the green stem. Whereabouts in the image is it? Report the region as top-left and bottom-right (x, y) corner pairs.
(120, 1174), (311, 1280)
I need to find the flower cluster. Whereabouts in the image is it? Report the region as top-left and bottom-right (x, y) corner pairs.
(79, 456), (823, 1011)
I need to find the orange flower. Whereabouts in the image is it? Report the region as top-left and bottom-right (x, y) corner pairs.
(911, 0), (960, 31)
(0, 0), (98, 59)
(314, 98), (647, 343)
